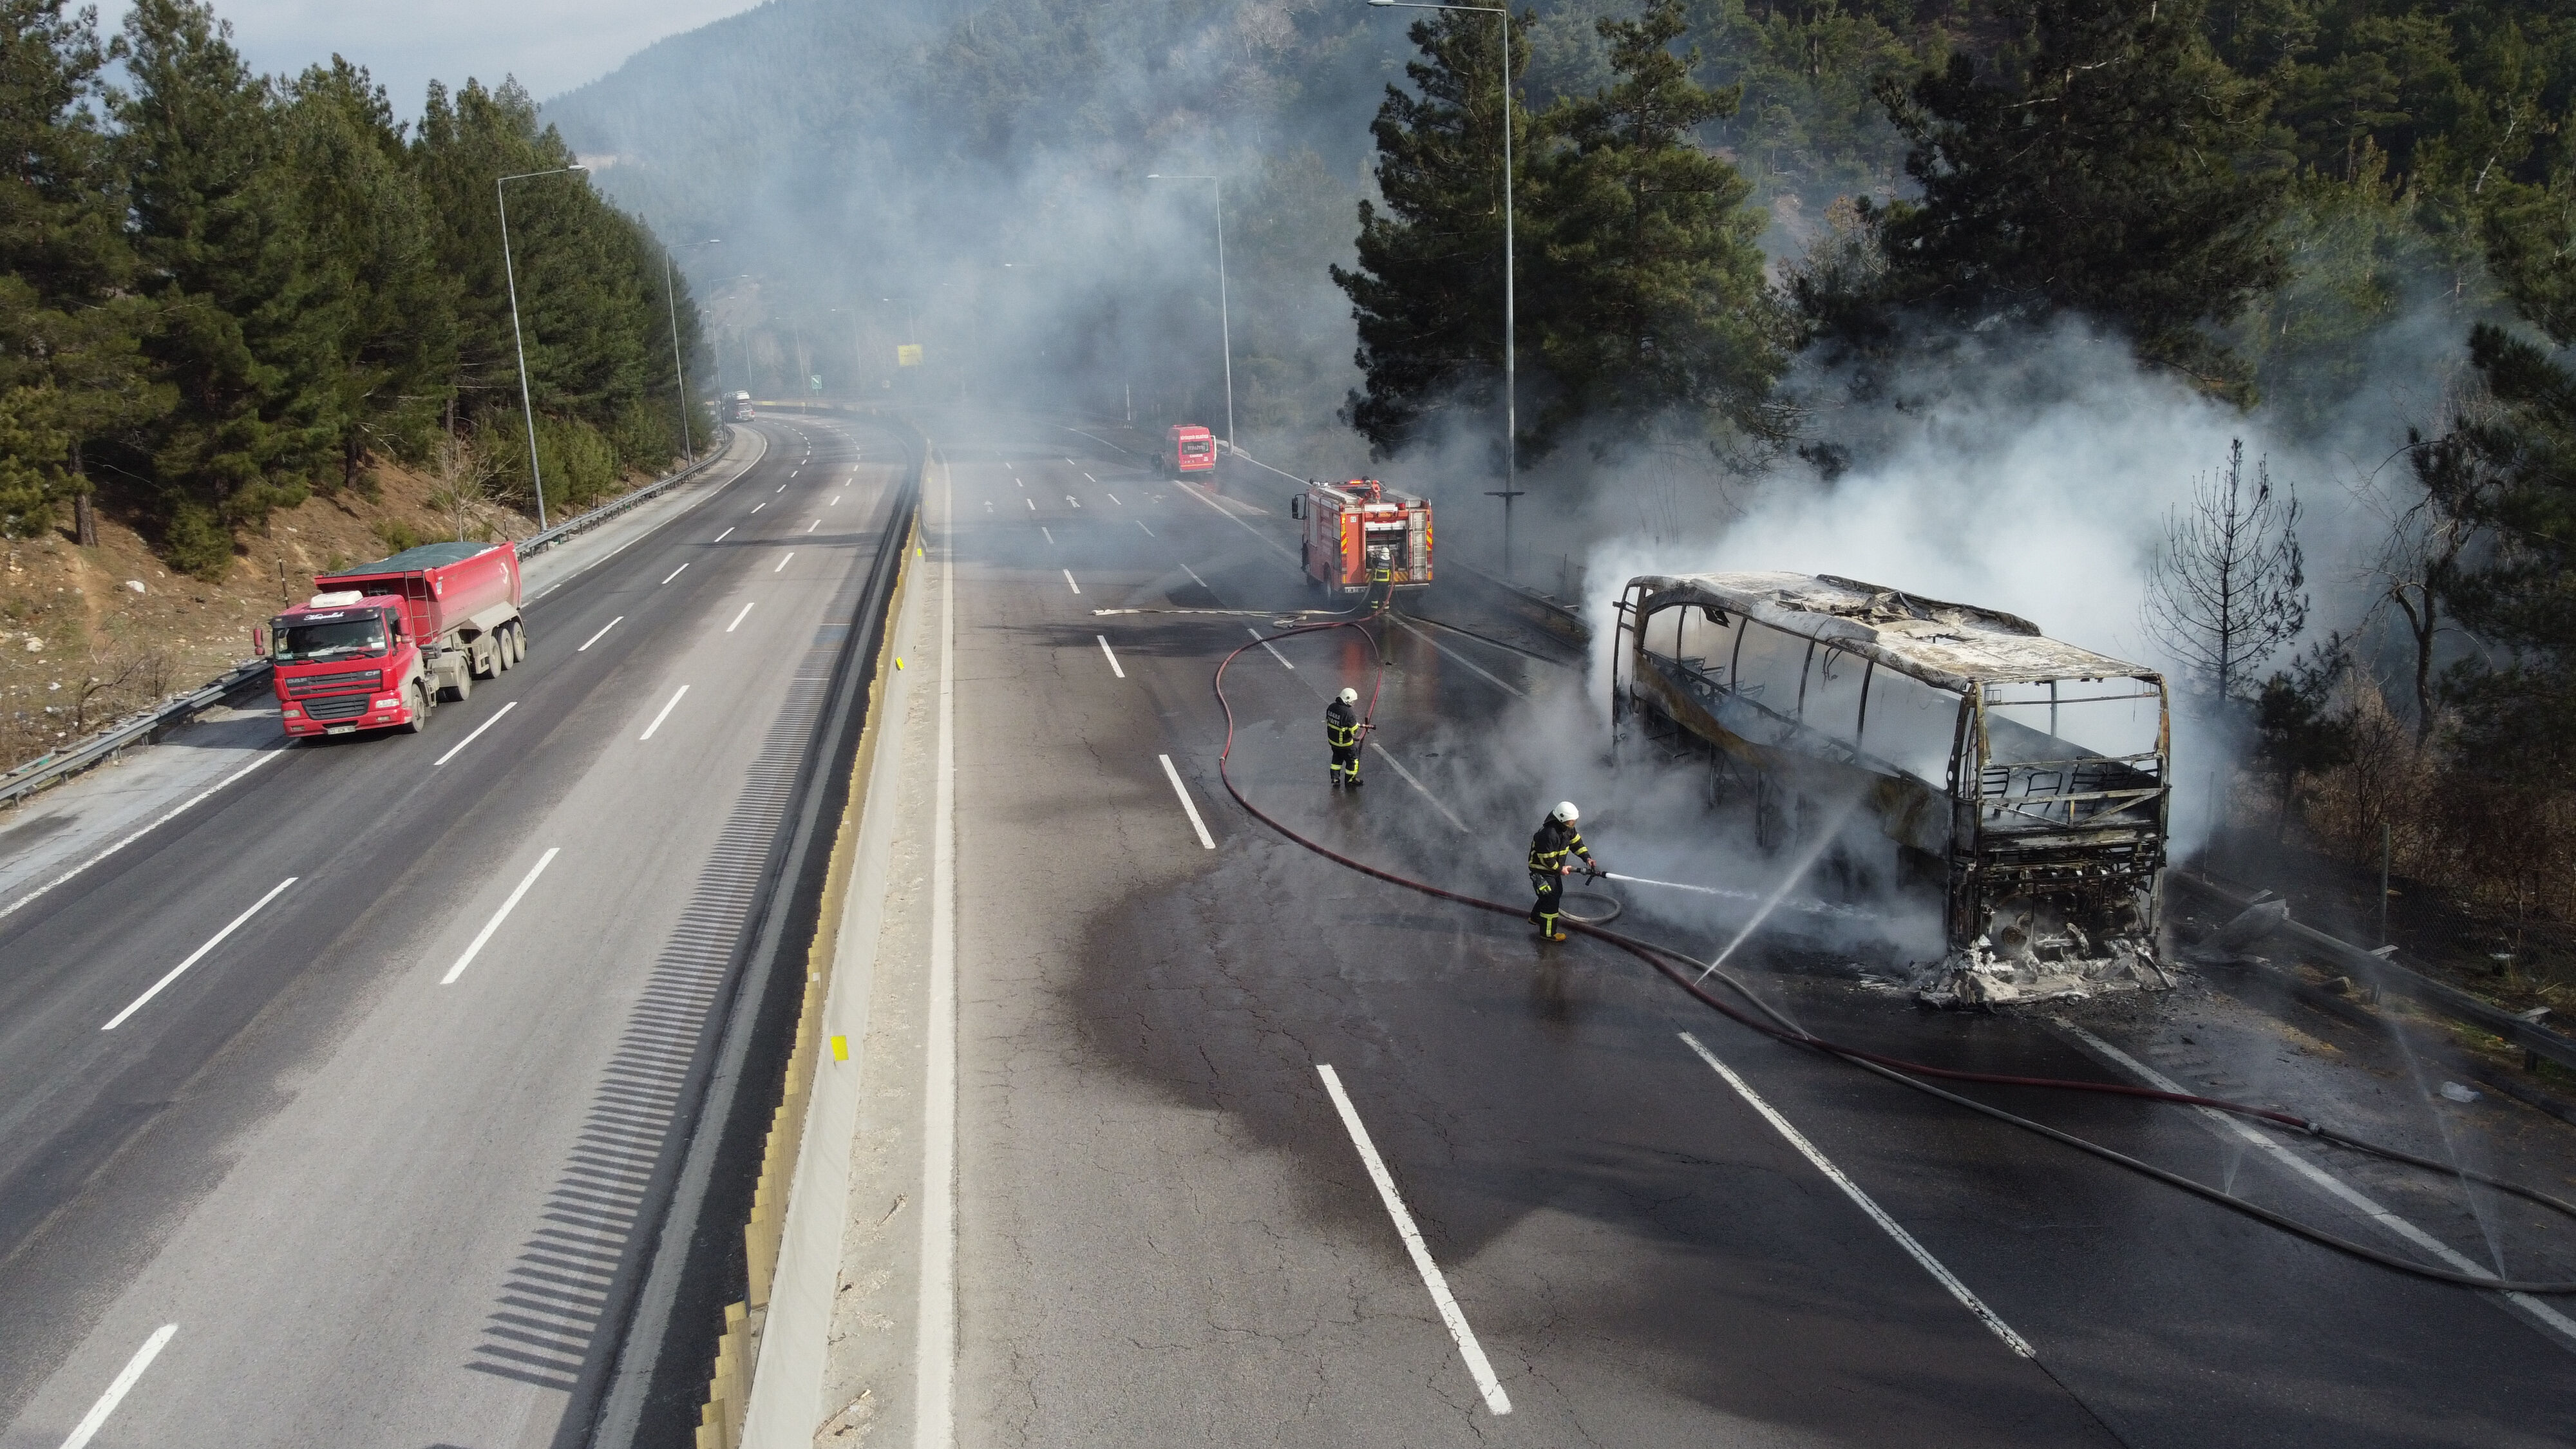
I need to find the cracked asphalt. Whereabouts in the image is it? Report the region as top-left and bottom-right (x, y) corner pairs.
(876, 419), (2576, 1448)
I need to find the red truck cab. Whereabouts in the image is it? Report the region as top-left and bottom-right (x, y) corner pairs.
(1164, 424), (1216, 479)
(267, 541), (526, 738)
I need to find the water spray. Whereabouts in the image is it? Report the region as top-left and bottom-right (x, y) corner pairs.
(1697, 795), (1866, 985)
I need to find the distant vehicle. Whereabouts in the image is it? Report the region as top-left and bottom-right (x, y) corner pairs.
(724, 391), (755, 422)
(1291, 478), (1432, 596)
(1163, 424), (1215, 478)
(265, 542), (526, 738)
(1613, 571), (2170, 1003)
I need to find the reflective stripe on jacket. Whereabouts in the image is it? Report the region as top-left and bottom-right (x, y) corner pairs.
(1528, 817), (1591, 872)
(1325, 699), (1361, 748)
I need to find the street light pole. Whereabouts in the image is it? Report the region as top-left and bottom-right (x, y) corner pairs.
(1147, 174), (1235, 453)
(664, 240), (721, 461)
(1363, 0), (1519, 576)
(497, 164), (589, 531)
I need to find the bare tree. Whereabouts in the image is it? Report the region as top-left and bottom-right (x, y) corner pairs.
(2144, 439), (2308, 703)
(427, 432), (502, 542)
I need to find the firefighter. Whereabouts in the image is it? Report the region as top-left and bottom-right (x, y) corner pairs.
(1365, 544), (1396, 611)
(1528, 801), (1598, 942)
(1325, 687), (1365, 788)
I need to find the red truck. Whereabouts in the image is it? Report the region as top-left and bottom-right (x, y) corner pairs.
(1291, 478), (1434, 596)
(1163, 424), (1216, 479)
(265, 541), (527, 737)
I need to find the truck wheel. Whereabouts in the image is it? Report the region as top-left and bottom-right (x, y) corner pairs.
(495, 627), (514, 672)
(472, 638), (498, 679)
(508, 624), (526, 665)
(400, 683), (430, 733)
(446, 667), (471, 704)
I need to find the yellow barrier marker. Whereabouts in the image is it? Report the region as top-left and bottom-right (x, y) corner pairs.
(895, 657), (904, 670)
(831, 1034), (849, 1061)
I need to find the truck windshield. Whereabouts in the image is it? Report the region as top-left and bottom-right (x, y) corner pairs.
(276, 614), (389, 662)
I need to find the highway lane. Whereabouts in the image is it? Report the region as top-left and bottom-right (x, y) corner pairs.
(903, 418), (2573, 1446)
(0, 416), (905, 1448)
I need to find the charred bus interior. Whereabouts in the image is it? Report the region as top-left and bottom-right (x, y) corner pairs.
(1611, 572), (2173, 1004)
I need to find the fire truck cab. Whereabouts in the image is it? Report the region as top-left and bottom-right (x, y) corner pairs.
(1291, 478), (1434, 596)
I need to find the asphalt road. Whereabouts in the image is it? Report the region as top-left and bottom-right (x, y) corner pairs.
(910, 418), (2576, 1447)
(0, 417), (906, 1449)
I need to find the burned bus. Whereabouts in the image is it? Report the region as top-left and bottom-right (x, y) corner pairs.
(1613, 572), (2172, 1003)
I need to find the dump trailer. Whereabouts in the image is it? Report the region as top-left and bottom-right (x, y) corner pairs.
(1613, 571), (2170, 1003)
(266, 541), (527, 738)
(1291, 478), (1433, 596)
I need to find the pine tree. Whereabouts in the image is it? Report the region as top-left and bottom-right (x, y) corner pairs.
(112, 0), (337, 571)
(0, 0), (164, 542)
(1869, 0), (2286, 397)
(1331, 8), (1536, 457)
(1531, 0), (1788, 451)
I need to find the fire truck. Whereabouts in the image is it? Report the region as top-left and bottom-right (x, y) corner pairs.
(1290, 478), (1433, 596)
(1163, 424), (1216, 478)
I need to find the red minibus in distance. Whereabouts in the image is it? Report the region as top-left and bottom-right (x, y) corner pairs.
(1164, 424), (1216, 478)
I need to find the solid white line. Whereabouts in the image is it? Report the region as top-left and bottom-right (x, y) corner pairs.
(1136, 521), (1155, 538)
(1368, 743), (1471, 834)
(57, 1323), (176, 1449)
(806, 518), (819, 533)
(916, 459), (960, 1449)
(661, 564), (688, 585)
(0, 748), (285, 925)
(726, 601), (756, 632)
(432, 700), (518, 768)
(2060, 1022), (2576, 1348)
(1066, 426), (1133, 456)
(1249, 627), (1294, 670)
(773, 552), (794, 573)
(714, 527), (734, 542)
(640, 685), (690, 739)
(578, 616), (624, 650)
(1388, 616), (1526, 699)
(102, 878), (298, 1030)
(440, 847), (560, 985)
(1063, 569), (1081, 595)
(1097, 635), (1124, 678)
(1316, 1065), (1512, 1414)
(1158, 753), (1215, 849)
(1171, 474), (1296, 561)
(1678, 1031), (2037, 1358)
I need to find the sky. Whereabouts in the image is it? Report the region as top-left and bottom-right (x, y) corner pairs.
(107, 0), (756, 117)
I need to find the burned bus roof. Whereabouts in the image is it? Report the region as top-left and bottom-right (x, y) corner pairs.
(1629, 571), (2158, 693)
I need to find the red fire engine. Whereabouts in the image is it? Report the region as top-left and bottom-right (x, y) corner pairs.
(1291, 478), (1434, 596)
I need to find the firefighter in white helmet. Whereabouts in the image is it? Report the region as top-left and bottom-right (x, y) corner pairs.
(1527, 801), (1598, 942)
(1325, 687), (1365, 788)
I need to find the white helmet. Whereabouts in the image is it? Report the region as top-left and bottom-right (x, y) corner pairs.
(1552, 800), (1580, 824)
(1338, 688), (1358, 705)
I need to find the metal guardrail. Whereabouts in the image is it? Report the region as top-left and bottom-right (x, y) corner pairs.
(2172, 867), (2576, 1077)
(0, 431), (741, 811)
(0, 656), (276, 811)
(518, 426), (736, 558)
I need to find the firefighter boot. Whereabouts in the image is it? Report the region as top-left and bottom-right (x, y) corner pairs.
(1539, 913), (1567, 943)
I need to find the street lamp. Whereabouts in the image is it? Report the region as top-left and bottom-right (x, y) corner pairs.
(664, 239), (722, 460)
(1146, 174), (1235, 453)
(1363, 0), (1521, 577)
(497, 163), (589, 530)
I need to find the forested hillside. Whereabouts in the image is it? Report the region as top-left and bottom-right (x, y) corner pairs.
(1, 0), (706, 581)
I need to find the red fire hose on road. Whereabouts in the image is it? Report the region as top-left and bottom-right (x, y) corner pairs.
(1208, 621), (2576, 1295)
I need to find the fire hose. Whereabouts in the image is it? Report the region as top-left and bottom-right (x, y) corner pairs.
(1208, 622), (2576, 1295)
